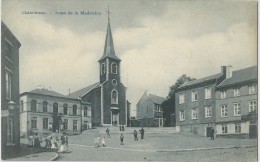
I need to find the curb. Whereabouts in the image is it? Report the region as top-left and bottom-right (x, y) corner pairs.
(156, 145), (257, 153)
(50, 152), (59, 161)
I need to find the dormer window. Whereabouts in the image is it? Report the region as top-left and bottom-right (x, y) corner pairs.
(111, 62), (117, 74)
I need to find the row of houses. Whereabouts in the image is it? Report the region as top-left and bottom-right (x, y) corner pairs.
(175, 65), (257, 138)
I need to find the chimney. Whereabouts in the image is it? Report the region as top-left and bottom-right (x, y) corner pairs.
(221, 65), (232, 79)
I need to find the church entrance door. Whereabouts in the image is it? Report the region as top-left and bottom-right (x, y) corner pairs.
(112, 111), (119, 126)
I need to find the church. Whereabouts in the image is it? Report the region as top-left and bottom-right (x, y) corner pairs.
(68, 14), (127, 127)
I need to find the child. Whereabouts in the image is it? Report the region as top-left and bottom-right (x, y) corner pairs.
(102, 137), (106, 147)
(120, 134), (124, 145)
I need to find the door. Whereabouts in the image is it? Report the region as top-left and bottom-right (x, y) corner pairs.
(206, 127), (213, 137)
(112, 112), (119, 126)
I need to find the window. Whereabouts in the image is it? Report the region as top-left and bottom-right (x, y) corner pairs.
(87, 109), (91, 117)
(21, 100), (24, 112)
(43, 118), (48, 129)
(73, 105), (77, 115)
(111, 62), (117, 74)
(205, 106), (212, 118)
(205, 87), (212, 99)
(191, 108), (198, 119)
(222, 124), (228, 134)
(31, 117), (37, 129)
(63, 104), (68, 115)
(7, 117), (14, 143)
(234, 103), (241, 116)
(73, 120), (78, 131)
(191, 90), (198, 102)
(84, 107), (88, 117)
(235, 123), (241, 133)
(220, 91), (226, 99)
(179, 93), (185, 104)
(5, 71), (12, 100)
(53, 103), (58, 114)
(221, 105), (228, 117)
(64, 119), (68, 130)
(249, 85), (257, 94)
(111, 90), (118, 104)
(101, 63), (106, 75)
(43, 101), (48, 112)
(179, 110), (185, 121)
(31, 100), (37, 112)
(249, 100), (257, 112)
(234, 88), (240, 97)
(154, 104), (162, 112)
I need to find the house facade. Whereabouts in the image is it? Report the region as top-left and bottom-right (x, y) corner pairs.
(175, 66), (227, 136)
(68, 16), (127, 127)
(215, 66), (257, 138)
(20, 88), (92, 137)
(136, 91), (166, 127)
(1, 22), (21, 159)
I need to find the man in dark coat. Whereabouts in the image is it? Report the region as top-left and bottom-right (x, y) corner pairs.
(140, 127), (145, 139)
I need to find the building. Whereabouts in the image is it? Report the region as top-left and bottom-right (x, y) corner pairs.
(20, 88), (92, 137)
(175, 66), (227, 136)
(215, 66), (257, 138)
(68, 15), (127, 127)
(1, 22), (21, 159)
(136, 91), (166, 127)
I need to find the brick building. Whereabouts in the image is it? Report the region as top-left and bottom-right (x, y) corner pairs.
(136, 91), (166, 127)
(20, 88), (91, 137)
(215, 66), (257, 138)
(175, 66), (257, 138)
(69, 16), (127, 127)
(1, 22), (21, 159)
(175, 67), (227, 136)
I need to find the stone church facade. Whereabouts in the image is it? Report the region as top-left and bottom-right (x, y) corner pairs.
(69, 17), (127, 127)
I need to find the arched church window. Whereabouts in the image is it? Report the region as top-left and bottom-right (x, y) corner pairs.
(111, 89), (118, 104)
(101, 63), (106, 75)
(111, 63), (117, 74)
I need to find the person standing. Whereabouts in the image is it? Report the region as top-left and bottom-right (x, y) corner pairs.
(122, 125), (125, 131)
(140, 127), (145, 139)
(106, 128), (111, 138)
(65, 132), (69, 152)
(133, 130), (138, 141)
(58, 132), (65, 153)
(102, 137), (106, 147)
(211, 128), (215, 140)
(119, 125), (122, 131)
(120, 134), (124, 145)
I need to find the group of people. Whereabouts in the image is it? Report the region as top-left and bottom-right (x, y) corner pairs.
(28, 132), (70, 153)
(119, 125), (125, 131)
(94, 135), (106, 147)
(133, 127), (145, 141)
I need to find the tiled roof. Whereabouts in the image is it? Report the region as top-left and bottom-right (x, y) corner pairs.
(148, 94), (166, 104)
(67, 82), (100, 99)
(218, 66), (257, 88)
(29, 88), (65, 97)
(178, 73), (222, 89)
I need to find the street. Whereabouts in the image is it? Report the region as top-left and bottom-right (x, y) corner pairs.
(57, 128), (257, 161)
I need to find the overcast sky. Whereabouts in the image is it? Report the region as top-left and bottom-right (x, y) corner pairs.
(2, 0), (257, 116)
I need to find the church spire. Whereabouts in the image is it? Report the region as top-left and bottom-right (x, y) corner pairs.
(98, 6), (121, 62)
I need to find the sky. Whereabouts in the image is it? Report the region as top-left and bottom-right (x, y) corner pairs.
(2, 0), (257, 116)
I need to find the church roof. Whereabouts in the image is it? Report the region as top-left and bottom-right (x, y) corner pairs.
(28, 88), (65, 97)
(217, 66), (257, 88)
(67, 82), (100, 99)
(98, 18), (121, 62)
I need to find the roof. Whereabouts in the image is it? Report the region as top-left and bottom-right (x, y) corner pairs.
(67, 82), (100, 99)
(148, 94), (166, 104)
(98, 19), (121, 61)
(178, 73), (222, 89)
(28, 88), (65, 98)
(218, 66), (257, 88)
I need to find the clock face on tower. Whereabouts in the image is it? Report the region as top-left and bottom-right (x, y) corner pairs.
(112, 79), (117, 86)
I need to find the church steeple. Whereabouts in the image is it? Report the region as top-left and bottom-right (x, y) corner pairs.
(98, 7), (121, 62)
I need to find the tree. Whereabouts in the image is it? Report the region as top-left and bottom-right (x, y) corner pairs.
(162, 74), (195, 127)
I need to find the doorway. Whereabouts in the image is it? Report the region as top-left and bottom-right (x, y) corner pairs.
(112, 111), (119, 126)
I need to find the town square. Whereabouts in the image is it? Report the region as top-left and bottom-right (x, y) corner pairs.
(1, 0), (258, 161)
